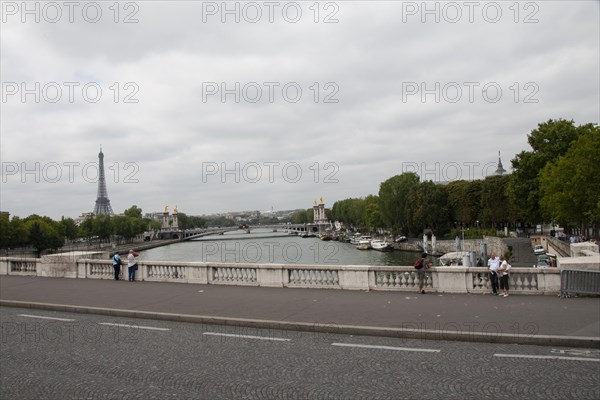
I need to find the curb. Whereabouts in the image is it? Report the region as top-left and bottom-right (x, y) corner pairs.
(1, 299), (599, 349)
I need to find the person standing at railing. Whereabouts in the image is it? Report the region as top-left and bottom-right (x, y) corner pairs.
(487, 252), (500, 295)
(415, 253), (432, 294)
(127, 249), (139, 282)
(111, 253), (123, 281)
(499, 255), (511, 297)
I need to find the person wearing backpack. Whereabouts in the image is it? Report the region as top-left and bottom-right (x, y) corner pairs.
(415, 252), (431, 294)
(111, 253), (123, 281)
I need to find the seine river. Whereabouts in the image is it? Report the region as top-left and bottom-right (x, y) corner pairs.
(140, 229), (429, 266)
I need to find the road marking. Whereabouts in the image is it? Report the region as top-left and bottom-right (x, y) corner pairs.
(98, 322), (170, 331)
(17, 314), (75, 322)
(332, 343), (440, 353)
(203, 332), (291, 342)
(551, 348), (600, 357)
(494, 354), (600, 362)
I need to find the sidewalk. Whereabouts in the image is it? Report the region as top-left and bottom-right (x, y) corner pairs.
(1, 275), (599, 348)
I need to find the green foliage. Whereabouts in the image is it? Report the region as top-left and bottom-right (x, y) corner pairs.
(444, 180), (481, 224)
(58, 217), (78, 240)
(290, 209), (314, 224)
(539, 127), (600, 227)
(446, 227), (497, 240)
(93, 214), (113, 240)
(507, 119), (592, 222)
(409, 180), (451, 234)
(364, 195), (383, 231)
(123, 205), (143, 219)
(176, 213), (206, 230)
(378, 173), (420, 232)
(479, 175), (510, 225)
(25, 218), (64, 256)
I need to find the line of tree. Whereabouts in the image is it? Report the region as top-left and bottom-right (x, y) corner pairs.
(330, 119), (599, 239)
(0, 206), (206, 256)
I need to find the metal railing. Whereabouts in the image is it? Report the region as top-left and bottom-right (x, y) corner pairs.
(559, 269), (600, 298)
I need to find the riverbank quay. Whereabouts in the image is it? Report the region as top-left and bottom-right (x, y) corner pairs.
(1, 275), (598, 348)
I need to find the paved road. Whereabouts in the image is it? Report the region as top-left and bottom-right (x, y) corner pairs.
(1, 276), (599, 348)
(503, 238), (539, 267)
(2, 306), (599, 400)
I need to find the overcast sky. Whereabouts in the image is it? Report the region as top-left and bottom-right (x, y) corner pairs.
(1, 0), (598, 220)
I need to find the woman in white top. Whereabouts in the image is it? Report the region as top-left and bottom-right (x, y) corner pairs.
(498, 255), (511, 297)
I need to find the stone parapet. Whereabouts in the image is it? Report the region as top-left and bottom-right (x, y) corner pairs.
(1, 256), (561, 295)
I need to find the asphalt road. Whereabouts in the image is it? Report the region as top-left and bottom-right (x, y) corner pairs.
(1, 307), (599, 400)
(503, 238), (540, 267)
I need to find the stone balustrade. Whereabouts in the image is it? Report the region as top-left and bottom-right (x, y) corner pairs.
(0, 257), (561, 294)
(0, 258), (40, 276)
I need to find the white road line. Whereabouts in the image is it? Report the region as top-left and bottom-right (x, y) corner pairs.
(203, 332), (291, 342)
(98, 322), (170, 331)
(332, 343), (440, 353)
(494, 354), (600, 362)
(17, 314), (76, 322)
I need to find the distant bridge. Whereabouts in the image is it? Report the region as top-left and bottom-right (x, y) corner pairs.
(164, 222), (334, 242)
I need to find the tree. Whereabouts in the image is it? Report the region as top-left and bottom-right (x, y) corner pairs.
(479, 175), (511, 228)
(0, 214), (10, 248)
(539, 127), (600, 236)
(507, 119), (594, 223)
(93, 214), (113, 240)
(79, 216), (94, 238)
(177, 213), (191, 230)
(364, 195), (383, 231)
(445, 180), (482, 225)
(291, 210), (309, 224)
(27, 219), (64, 256)
(378, 172), (420, 233)
(409, 181), (451, 235)
(58, 217), (78, 241)
(123, 205), (143, 219)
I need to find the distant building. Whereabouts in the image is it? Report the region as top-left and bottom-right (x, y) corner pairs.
(495, 151), (507, 175)
(75, 212), (94, 226)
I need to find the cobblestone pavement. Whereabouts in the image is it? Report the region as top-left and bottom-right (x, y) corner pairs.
(1, 307), (599, 400)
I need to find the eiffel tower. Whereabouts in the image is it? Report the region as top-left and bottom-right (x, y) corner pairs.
(93, 147), (114, 216)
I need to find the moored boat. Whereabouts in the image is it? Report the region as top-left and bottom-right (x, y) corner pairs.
(356, 236), (372, 250)
(370, 239), (393, 252)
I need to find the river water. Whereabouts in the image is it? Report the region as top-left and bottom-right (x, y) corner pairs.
(140, 229), (429, 266)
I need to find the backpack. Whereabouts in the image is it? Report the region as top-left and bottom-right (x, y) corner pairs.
(414, 258), (424, 269)
(112, 254), (121, 266)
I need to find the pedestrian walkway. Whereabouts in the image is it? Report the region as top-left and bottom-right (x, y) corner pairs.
(1, 276), (598, 348)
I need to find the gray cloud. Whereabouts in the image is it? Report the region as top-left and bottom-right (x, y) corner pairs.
(1, 1), (598, 219)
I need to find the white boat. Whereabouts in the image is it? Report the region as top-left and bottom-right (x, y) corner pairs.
(356, 236), (372, 250)
(370, 239), (393, 252)
(439, 252), (480, 266)
(349, 234), (363, 245)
